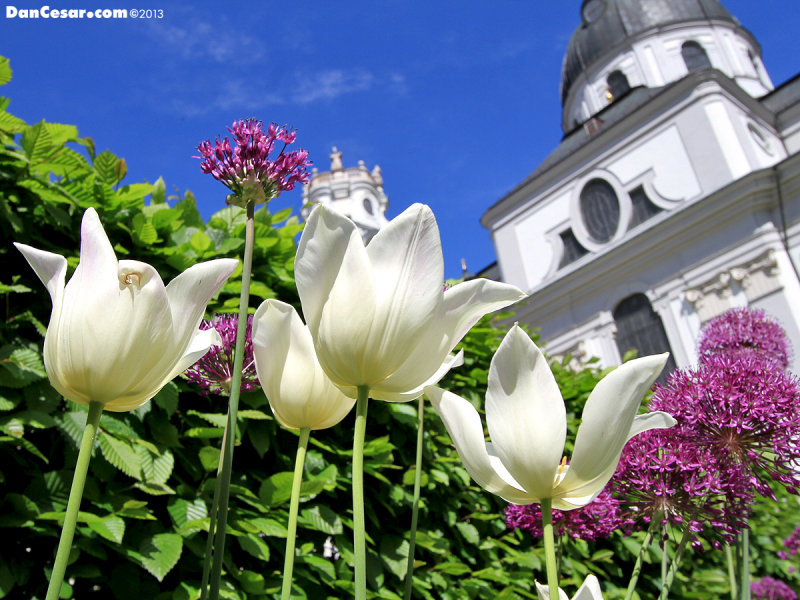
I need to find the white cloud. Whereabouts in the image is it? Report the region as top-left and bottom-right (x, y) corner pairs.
(291, 69), (375, 104)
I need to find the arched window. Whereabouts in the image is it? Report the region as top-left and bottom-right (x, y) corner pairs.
(682, 41), (711, 73)
(362, 197), (374, 215)
(580, 179), (620, 243)
(613, 293), (677, 383)
(606, 70), (630, 101)
(558, 228), (588, 268)
(628, 186), (662, 228)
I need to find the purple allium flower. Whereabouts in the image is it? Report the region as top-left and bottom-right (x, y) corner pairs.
(197, 119), (312, 204)
(650, 354), (800, 499)
(751, 576), (798, 600)
(505, 488), (622, 542)
(698, 308), (792, 370)
(782, 526), (800, 562)
(184, 314), (259, 396)
(611, 427), (753, 549)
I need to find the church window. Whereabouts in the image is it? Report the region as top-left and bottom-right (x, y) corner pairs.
(628, 185), (663, 228)
(363, 197), (374, 215)
(682, 41), (711, 73)
(606, 70), (630, 101)
(613, 293), (676, 384)
(580, 179), (620, 243)
(558, 228), (589, 268)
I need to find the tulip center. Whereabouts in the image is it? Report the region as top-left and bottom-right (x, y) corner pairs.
(554, 456), (569, 486)
(120, 271), (142, 288)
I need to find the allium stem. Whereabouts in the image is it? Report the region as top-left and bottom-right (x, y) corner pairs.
(281, 427), (311, 600)
(625, 516), (660, 600)
(540, 497), (560, 600)
(740, 529), (751, 600)
(403, 395), (425, 600)
(46, 401), (103, 600)
(199, 421), (228, 600)
(657, 526), (690, 600)
(726, 543), (738, 600)
(353, 386), (370, 600)
(208, 200), (256, 600)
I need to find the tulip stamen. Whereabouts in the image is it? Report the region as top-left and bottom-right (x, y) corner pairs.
(122, 273), (141, 287)
(554, 456), (569, 485)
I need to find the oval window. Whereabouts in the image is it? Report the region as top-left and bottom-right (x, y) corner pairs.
(580, 179), (620, 243)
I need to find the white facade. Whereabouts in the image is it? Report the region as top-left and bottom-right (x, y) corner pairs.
(482, 0), (800, 373)
(301, 147), (389, 242)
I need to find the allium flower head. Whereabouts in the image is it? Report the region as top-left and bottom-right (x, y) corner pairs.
(197, 119), (311, 206)
(650, 354), (800, 499)
(611, 427), (752, 549)
(698, 308), (792, 370)
(185, 313), (259, 396)
(751, 576), (798, 600)
(505, 488), (622, 542)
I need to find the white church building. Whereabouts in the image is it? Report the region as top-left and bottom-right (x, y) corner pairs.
(480, 0), (800, 373)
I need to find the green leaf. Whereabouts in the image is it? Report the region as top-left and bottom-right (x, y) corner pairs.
(20, 121), (54, 164)
(0, 57), (11, 86)
(134, 481), (176, 496)
(187, 410), (228, 428)
(298, 505), (343, 535)
(198, 446), (221, 471)
(98, 433), (142, 480)
(380, 535), (410, 580)
(87, 514), (126, 544)
(93, 150), (120, 184)
(153, 381), (178, 416)
(168, 498), (208, 535)
(151, 176), (166, 204)
(237, 535), (270, 562)
(258, 471), (294, 507)
(132, 533), (182, 582)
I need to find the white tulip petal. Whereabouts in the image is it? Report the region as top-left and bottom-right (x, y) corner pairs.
(253, 300), (355, 430)
(427, 386), (534, 504)
(486, 326), (566, 499)
(371, 350), (463, 403)
(165, 258), (238, 354)
(295, 205), (379, 387)
(364, 204), (443, 364)
(535, 575), (603, 600)
(372, 278), (526, 398)
(559, 354), (668, 495)
(13, 243), (67, 312)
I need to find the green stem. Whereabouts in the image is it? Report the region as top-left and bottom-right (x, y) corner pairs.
(208, 200), (256, 600)
(657, 527), (690, 600)
(200, 420), (228, 600)
(403, 395), (425, 600)
(624, 516), (660, 600)
(281, 427), (311, 600)
(540, 498), (559, 600)
(661, 525), (668, 586)
(46, 401), (104, 600)
(740, 528), (750, 600)
(353, 386), (370, 600)
(726, 543), (738, 600)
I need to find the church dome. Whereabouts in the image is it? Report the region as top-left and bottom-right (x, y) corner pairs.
(559, 0), (769, 132)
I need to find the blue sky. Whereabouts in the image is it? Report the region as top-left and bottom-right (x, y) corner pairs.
(3, 1), (799, 280)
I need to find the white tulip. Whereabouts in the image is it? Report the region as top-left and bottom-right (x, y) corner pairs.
(428, 325), (675, 510)
(252, 299), (356, 430)
(14, 207), (237, 411)
(535, 574), (604, 600)
(294, 203), (526, 401)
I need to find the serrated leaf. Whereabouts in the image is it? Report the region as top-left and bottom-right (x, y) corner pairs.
(20, 121), (54, 164)
(237, 535), (270, 562)
(133, 533), (182, 582)
(237, 410), (271, 420)
(98, 433), (141, 480)
(187, 410), (228, 428)
(134, 481), (176, 496)
(198, 446), (221, 471)
(153, 381), (178, 416)
(87, 514), (125, 544)
(93, 150), (119, 184)
(258, 471), (294, 507)
(380, 535), (410, 580)
(168, 498), (207, 535)
(151, 176), (166, 204)
(298, 505), (343, 535)
(0, 57), (11, 86)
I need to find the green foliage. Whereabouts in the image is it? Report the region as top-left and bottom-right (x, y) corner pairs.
(1, 54), (797, 600)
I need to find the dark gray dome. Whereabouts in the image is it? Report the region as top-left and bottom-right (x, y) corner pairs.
(561, 0), (741, 106)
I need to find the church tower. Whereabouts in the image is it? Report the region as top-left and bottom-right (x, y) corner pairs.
(301, 147), (389, 242)
(481, 0), (800, 372)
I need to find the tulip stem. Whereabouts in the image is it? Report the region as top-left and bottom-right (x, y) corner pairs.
(207, 199), (256, 600)
(740, 528), (751, 600)
(281, 427), (311, 600)
(403, 394), (425, 600)
(726, 543), (738, 600)
(199, 420), (228, 600)
(540, 498), (559, 600)
(353, 386), (370, 600)
(46, 401), (103, 600)
(624, 515), (660, 600)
